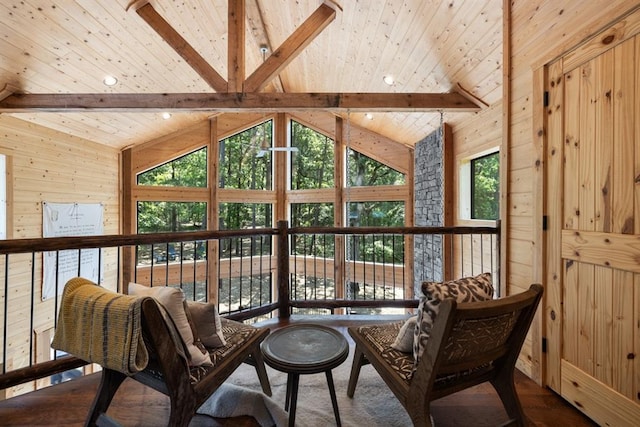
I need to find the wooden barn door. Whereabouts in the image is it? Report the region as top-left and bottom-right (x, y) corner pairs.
(545, 25), (640, 426)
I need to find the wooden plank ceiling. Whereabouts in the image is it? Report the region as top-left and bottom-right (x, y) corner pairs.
(0, 0), (502, 149)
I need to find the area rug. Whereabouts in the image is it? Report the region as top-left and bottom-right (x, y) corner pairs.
(209, 346), (412, 427)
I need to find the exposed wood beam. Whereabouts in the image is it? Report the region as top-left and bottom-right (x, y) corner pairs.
(245, 0), (285, 92)
(0, 92), (480, 113)
(132, 1), (228, 93)
(0, 84), (19, 102)
(228, 0), (245, 92)
(243, 3), (336, 93)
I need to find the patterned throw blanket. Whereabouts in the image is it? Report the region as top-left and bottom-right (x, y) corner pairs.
(51, 277), (150, 376)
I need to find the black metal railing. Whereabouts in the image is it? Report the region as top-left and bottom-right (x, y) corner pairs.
(0, 221), (499, 395)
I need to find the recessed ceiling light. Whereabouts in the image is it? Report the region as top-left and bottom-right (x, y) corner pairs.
(365, 113), (374, 120)
(103, 75), (118, 86)
(383, 75), (394, 86)
(161, 112), (171, 120)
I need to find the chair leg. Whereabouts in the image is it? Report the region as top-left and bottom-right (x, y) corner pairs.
(347, 345), (366, 398)
(408, 406), (434, 427)
(491, 371), (526, 427)
(85, 369), (127, 427)
(168, 395), (197, 427)
(251, 348), (272, 396)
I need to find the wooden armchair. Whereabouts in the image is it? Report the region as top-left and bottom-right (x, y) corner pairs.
(88, 298), (272, 427)
(347, 284), (543, 427)
(52, 278), (271, 427)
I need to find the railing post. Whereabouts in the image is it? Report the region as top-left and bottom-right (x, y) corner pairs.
(277, 220), (290, 318)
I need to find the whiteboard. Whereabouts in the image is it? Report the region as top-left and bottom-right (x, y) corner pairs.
(42, 202), (104, 300)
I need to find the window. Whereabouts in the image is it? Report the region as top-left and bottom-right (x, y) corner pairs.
(291, 202), (334, 228)
(459, 151), (499, 220)
(290, 120), (334, 189)
(347, 201), (405, 264)
(218, 202), (272, 258)
(135, 201), (207, 266)
(471, 152), (499, 220)
(347, 149), (405, 186)
(219, 121), (272, 190)
(137, 147), (207, 187)
(137, 201), (207, 233)
(219, 202), (272, 231)
(291, 203), (335, 257)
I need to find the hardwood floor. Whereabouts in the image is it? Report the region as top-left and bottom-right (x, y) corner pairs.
(0, 315), (597, 427)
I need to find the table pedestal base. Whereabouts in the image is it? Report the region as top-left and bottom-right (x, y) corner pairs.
(284, 371), (342, 427)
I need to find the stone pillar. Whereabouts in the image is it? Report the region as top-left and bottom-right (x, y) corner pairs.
(413, 128), (444, 293)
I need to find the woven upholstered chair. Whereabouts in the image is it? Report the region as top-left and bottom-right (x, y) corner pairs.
(52, 278), (271, 427)
(347, 284), (543, 427)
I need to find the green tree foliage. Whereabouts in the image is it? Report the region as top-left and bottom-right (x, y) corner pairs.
(348, 201), (405, 264)
(347, 149), (405, 187)
(219, 203), (272, 258)
(137, 201), (206, 233)
(136, 149), (208, 238)
(290, 120), (334, 189)
(137, 147), (207, 187)
(219, 202), (272, 230)
(219, 120), (272, 190)
(471, 152), (499, 220)
(291, 203), (335, 257)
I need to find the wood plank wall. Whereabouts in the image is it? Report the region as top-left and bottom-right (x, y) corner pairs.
(453, 0), (640, 386)
(450, 102), (501, 289)
(0, 115), (120, 397)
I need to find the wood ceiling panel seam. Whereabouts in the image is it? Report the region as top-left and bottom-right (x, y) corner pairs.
(12, 2), (172, 93)
(49, 2), (175, 88)
(319, 1), (363, 92)
(0, 27), (100, 93)
(436, 5), (502, 95)
(257, 0), (302, 89)
(351, 1), (397, 91)
(322, 4), (349, 93)
(372, 3), (448, 90)
(118, 3), (219, 91)
(180, 0), (228, 71)
(0, 49), (45, 90)
(450, 55), (503, 105)
(70, 1), (211, 92)
(365, 1), (433, 94)
(0, 3), (70, 57)
(152, 0), (220, 61)
(342, 2), (389, 92)
(245, 0), (282, 89)
(402, 0), (493, 94)
(391, 0), (463, 93)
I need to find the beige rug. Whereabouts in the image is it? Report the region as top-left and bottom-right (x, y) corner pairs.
(215, 346), (412, 427)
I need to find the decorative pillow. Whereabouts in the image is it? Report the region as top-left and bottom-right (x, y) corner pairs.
(391, 315), (417, 353)
(128, 282), (212, 367)
(186, 301), (226, 348)
(412, 273), (494, 367)
(421, 272), (494, 301)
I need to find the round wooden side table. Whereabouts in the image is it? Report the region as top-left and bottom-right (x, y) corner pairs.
(261, 323), (349, 427)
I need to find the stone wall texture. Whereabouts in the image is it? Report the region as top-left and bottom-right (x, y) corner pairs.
(413, 128), (443, 293)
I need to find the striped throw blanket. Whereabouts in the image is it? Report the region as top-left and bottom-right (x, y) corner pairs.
(51, 277), (150, 376)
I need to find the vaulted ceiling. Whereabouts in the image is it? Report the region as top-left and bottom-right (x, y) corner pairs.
(0, 0), (502, 150)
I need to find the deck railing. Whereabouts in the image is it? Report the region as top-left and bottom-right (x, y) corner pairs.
(0, 221), (499, 397)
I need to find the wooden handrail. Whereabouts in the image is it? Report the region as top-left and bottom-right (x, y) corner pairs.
(0, 228), (278, 254)
(0, 356), (87, 390)
(0, 222), (499, 391)
(0, 224), (499, 255)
